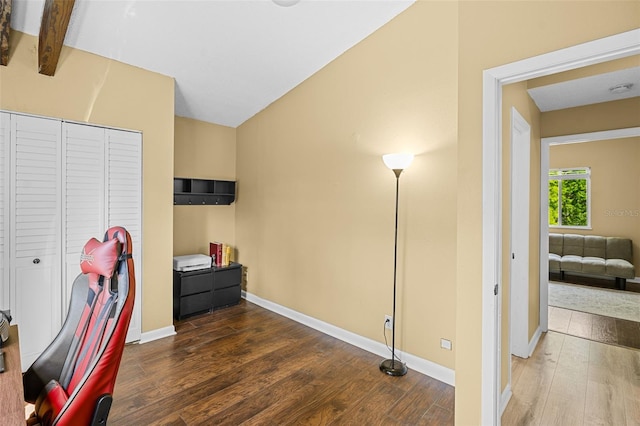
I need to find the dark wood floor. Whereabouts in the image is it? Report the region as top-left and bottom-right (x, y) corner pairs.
(548, 306), (640, 350)
(109, 300), (454, 425)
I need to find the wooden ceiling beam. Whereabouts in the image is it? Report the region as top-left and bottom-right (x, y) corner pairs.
(38, 0), (75, 76)
(0, 0), (11, 66)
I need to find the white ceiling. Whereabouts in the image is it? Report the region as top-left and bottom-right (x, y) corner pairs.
(527, 66), (640, 112)
(10, 0), (415, 128)
(10, 1), (638, 127)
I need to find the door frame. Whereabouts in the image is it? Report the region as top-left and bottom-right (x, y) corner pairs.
(481, 29), (640, 425)
(540, 127), (640, 326)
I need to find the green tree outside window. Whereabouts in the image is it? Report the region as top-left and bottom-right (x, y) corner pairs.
(548, 168), (589, 227)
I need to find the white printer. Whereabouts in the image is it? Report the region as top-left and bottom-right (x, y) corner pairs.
(173, 254), (212, 272)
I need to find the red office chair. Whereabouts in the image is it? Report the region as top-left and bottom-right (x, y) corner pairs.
(23, 227), (135, 426)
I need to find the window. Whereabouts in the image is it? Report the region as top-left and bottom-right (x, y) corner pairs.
(548, 168), (590, 228)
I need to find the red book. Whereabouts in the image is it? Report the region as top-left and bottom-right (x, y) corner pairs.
(209, 242), (223, 267)
(216, 243), (223, 267)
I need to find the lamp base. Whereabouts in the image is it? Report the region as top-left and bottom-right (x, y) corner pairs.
(379, 359), (408, 376)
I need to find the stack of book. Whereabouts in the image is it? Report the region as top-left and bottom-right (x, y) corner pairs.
(209, 242), (233, 267)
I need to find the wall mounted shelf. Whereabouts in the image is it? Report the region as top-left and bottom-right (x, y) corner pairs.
(174, 178), (236, 205)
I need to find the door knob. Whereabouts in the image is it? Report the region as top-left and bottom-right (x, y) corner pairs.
(33, 258), (40, 264)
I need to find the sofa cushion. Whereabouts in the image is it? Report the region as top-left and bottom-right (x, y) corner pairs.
(583, 236), (606, 258)
(605, 259), (635, 278)
(561, 255), (583, 273)
(549, 233), (564, 256)
(549, 253), (562, 272)
(606, 237), (633, 263)
(582, 257), (606, 275)
(563, 234), (584, 256)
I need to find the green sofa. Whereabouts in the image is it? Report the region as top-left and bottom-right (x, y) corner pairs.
(549, 233), (635, 290)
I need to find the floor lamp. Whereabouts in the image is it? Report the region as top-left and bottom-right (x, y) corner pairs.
(380, 153), (414, 377)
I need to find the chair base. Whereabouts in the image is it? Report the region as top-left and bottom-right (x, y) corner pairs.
(379, 359), (408, 376)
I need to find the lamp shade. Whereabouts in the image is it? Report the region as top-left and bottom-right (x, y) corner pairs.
(382, 153), (414, 171)
(273, 0), (300, 6)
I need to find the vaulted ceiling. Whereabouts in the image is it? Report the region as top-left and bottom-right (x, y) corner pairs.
(9, 0), (415, 128)
(5, 1), (638, 128)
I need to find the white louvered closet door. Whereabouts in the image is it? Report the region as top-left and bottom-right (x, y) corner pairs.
(62, 123), (105, 312)
(10, 114), (62, 368)
(0, 113), (9, 310)
(106, 129), (142, 342)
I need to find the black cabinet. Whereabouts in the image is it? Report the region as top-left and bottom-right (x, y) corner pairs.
(173, 263), (242, 320)
(173, 268), (213, 320)
(174, 178), (236, 205)
(212, 263), (242, 309)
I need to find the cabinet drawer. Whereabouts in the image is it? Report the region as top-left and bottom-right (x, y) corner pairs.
(213, 267), (241, 290)
(178, 270), (213, 296)
(179, 292), (212, 318)
(212, 285), (241, 309)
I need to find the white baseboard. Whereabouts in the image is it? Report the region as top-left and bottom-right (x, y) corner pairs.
(138, 325), (176, 344)
(528, 326), (542, 357)
(242, 291), (455, 386)
(500, 383), (513, 415)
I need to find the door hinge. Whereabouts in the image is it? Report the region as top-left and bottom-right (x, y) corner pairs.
(494, 284), (499, 295)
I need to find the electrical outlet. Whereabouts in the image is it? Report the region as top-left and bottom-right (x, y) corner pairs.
(384, 315), (393, 330)
(440, 338), (452, 350)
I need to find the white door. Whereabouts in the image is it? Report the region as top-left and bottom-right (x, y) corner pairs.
(509, 108), (531, 359)
(106, 129), (142, 343)
(10, 114), (62, 368)
(62, 123), (106, 311)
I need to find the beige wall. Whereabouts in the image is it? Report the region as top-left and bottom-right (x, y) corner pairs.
(4, 2), (637, 424)
(550, 138), (640, 269)
(237, 1), (459, 371)
(542, 97), (640, 137)
(0, 31), (175, 333)
(500, 82), (542, 391)
(543, 92), (640, 270)
(174, 117), (237, 256)
(457, 1), (639, 423)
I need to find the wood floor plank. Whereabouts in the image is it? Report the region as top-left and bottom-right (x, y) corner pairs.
(549, 306), (640, 350)
(110, 300), (453, 425)
(548, 306), (571, 334)
(177, 332), (327, 423)
(590, 315), (617, 345)
(624, 395), (640, 426)
(616, 318), (640, 349)
(566, 311), (593, 340)
(510, 354), (526, 388)
(417, 404), (454, 426)
(501, 332), (565, 426)
(504, 330), (640, 426)
(387, 374), (449, 424)
(260, 342), (380, 424)
(328, 380), (406, 425)
(583, 380), (627, 426)
(537, 337), (589, 426)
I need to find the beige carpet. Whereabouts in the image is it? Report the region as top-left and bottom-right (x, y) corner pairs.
(548, 281), (640, 322)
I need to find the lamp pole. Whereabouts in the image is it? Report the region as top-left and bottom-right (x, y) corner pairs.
(380, 153), (412, 377)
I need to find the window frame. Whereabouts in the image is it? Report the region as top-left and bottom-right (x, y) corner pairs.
(548, 167), (591, 229)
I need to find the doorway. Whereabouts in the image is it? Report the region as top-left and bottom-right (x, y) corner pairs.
(481, 29), (640, 425)
(542, 128), (640, 350)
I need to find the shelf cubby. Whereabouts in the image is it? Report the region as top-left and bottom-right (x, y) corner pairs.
(174, 178), (236, 205)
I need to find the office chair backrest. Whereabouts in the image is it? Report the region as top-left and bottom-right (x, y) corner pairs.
(23, 226), (135, 426)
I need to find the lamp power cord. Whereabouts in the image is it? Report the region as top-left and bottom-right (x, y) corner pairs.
(382, 319), (404, 364)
